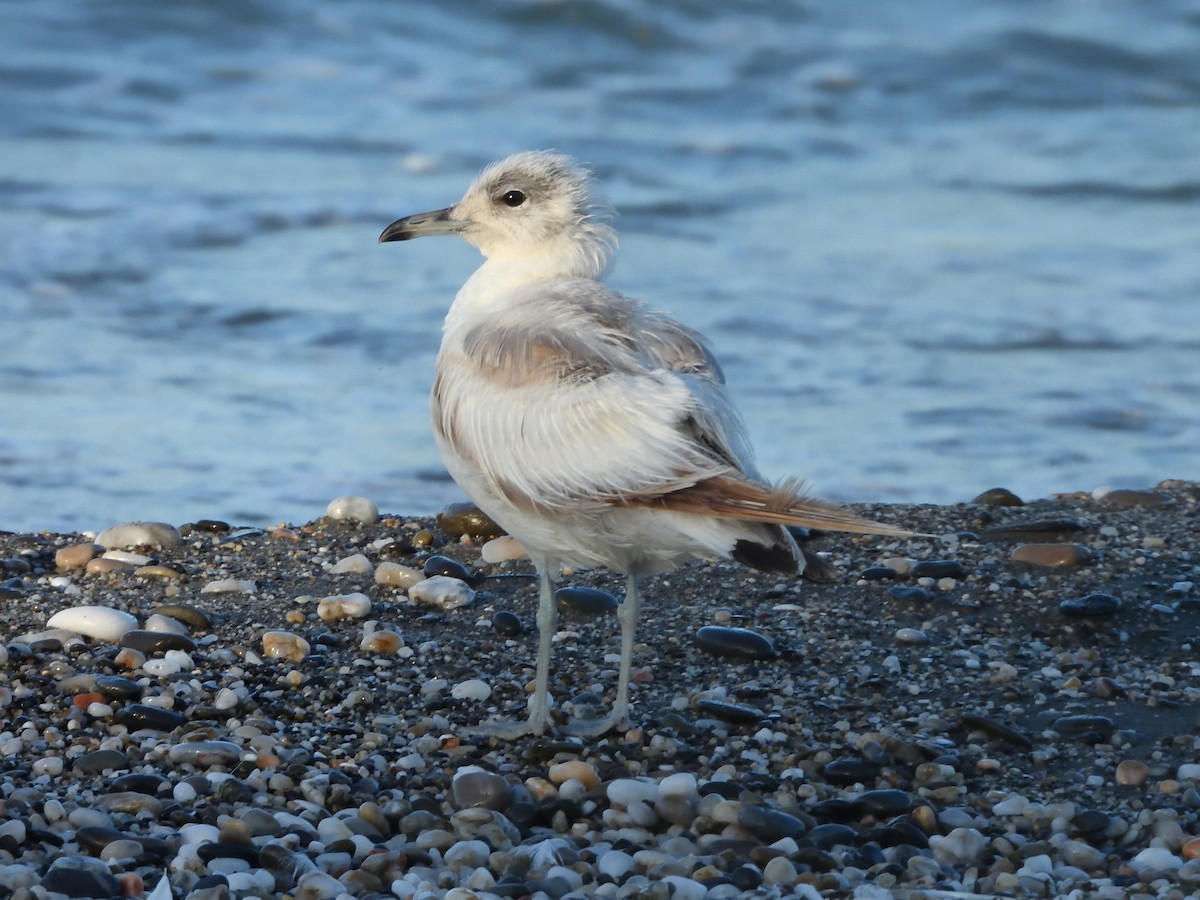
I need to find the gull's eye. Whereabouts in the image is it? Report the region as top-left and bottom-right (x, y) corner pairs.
(501, 190), (526, 207)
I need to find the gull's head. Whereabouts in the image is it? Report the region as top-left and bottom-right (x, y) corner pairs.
(379, 151), (617, 279)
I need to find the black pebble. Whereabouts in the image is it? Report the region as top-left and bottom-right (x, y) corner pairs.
(555, 586), (619, 616)
(94, 675), (143, 702)
(118, 630), (197, 653)
(861, 566), (900, 581)
(695, 699), (764, 724)
(41, 866), (120, 899)
(737, 805), (807, 841)
(887, 585), (932, 603)
(109, 773), (168, 795)
(822, 757), (879, 785)
(491, 611), (523, 636)
(113, 704), (186, 732)
(910, 560), (966, 579)
(971, 487), (1024, 506)
(804, 822), (858, 850)
(423, 554), (478, 584)
(1059, 593), (1121, 617)
(852, 788), (913, 816)
(694, 626), (775, 659)
(1051, 715), (1116, 739)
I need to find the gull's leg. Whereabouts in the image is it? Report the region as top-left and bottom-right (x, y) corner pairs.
(470, 569), (556, 740)
(566, 574), (640, 737)
(526, 569), (557, 735)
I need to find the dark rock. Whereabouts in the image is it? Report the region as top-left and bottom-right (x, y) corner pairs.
(822, 758), (879, 786)
(197, 842), (260, 864)
(437, 502), (506, 541)
(555, 586), (619, 617)
(886, 586), (932, 603)
(118, 629), (197, 653)
(1060, 593), (1121, 617)
(491, 610), (523, 637)
(694, 626), (774, 659)
(42, 862), (120, 898)
(694, 700), (764, 724)
(1011, 543), (1093, 568)
(738, 806), (806, 841)
(860, 566), (900, 581)
(980, 519), (1087, 543)
(972, 487), (1024, 506)
(109, 773), (169, 795)
(422, 555), (478, 584)
(805, 823), (858, 850)
(74, 749), (130, 775)
(809, 798), (859, 822)
(114, 704), (186, 732)
(150, 604), (212, 630)
(959, 714), (1034, 749)
(1051, 715), (1116, 739)
(94, 675), (143, 702)
(192, 519), (231, 533)
(1072, 809), (1111, 837)
(852, 789), (913, 816)
(910, 560), (966, 580)
(452, 769), (513, 811)
(1101, 489), (1166, 508)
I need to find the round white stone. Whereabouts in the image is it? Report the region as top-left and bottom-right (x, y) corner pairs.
(325, 496), (379, 523)
(408, 575), (475, 609)
(46, 606), (138, 642)
(450, 679), (492, 701)
(95, 522), (182, 550)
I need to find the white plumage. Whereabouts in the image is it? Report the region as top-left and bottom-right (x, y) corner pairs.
(380, 151), (907, 736)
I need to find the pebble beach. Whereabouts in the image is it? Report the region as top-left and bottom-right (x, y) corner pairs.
(2, 481), (1199, 899)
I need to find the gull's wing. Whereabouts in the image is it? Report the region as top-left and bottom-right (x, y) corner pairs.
(437, 280), (906, 536)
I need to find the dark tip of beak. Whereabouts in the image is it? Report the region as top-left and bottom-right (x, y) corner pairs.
(378, 219), (416, 243)
(378, 207), (458, 243)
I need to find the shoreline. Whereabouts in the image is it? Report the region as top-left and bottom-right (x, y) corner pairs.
(2, 481), (1198, 897)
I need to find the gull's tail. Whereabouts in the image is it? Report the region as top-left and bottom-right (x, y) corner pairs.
(628, 475), (914, 537)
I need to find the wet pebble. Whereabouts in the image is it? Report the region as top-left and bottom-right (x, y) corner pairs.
(555, 586), (619, 616)
(409, 575), (476, 609)
(168, 741), (243, 768)
(113, 704), (186, 732)
(423, 554), (478, 582)
(972, 487), (1024, 506)
(375, 561), (426, 589)
(491, 610), (523, 636)
(261, 631), (311, 661)
(694, 626), (774, 659)
(1059, 592), (1121, 617)
(150, 604), (211, 630)
(316, 592), (372, 621)
(1011, 542), (1093, 567)
(325, 495), (379, 523)
(823, 758), (879, 785)
(980, 518), (1086, 542)
(694, 699), (764, 724)
(74, 749), (131, 775)
(1052, 714), (1116, 739)
(119, 629), (197, 653)
(56, 543), (101, 571)
(437, 502), (505, 540)
(886, 585), (931, 603)
(910, 559), (966, 579)
(41, 858), (121, 899)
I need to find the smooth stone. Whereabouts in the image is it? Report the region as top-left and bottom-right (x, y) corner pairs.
(451, 678), (492, 701)
(135, 564), (185, 581)
(1011, 543), (1093, 567)
(168, 740), (244, 767)
(491, 610), (523, 636)
(1101, 489), (1167, 508)
(144, 613), (189, 634)
(94, 792), (163, 815)
(910, 559), (965, 579)
(695, 699), (764, 724)
(150, 604), (212, 630)
(316, 592), (372, 620)
(42, 859), (120, 898)
(860, 566), (900, 581)
(56, 544), (101, 571)
(202, 578), (257, 594)
(409, 575), (476, 609)
(1071, 809), (1111, 836)
(325, 496), (379, 523)
(979, 519), (1086, 543)
(109, 773), (169, 795)
(261, 630), (310, 661)
(191, 519), (231, 533)
(894, 627), (929, 645)
(694, 626), (775, 659)
(972, 487), (1024, 506)
(422, 555), (478, 582)
(103, 549), (153, 566)
(1116, 759), (1148, 785)
(375, 562), (426, 590)
(1178, 763), (1200, 781)
(548, 760), (600, 790)
(114, 704), (186, 732)
(886, 586), (932, 603)
(555, 586), (619, 616)
(1052, 715), (1115, 738)
(437, 502), (505, 540)
(93, 675), (143, 702)
(1059, 593), (1121, 617)
(119, 629), (197, 653)
(959, 714), (1034, 749)
(86, 557), (136, 575)
(46, 606), (138, 642)
(329, 554), (373, 575)
(74, 749), (131, 775)
(481, 535), (527, 563)
(95, 522), (182, 550)
(359, 629), (405, 653)
(822, 758), (879, 786)
(931, 827), (987, 866)
(853, 789), (913, 816)
(452, 767), (513, 811)
(737, 806), (806, 841)
(807, 823), (858, 851)
(75, 825), (131, 854)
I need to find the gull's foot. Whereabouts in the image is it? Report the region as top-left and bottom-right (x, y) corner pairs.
(466, 718), (543, 740)
(561, 709), (629, 738)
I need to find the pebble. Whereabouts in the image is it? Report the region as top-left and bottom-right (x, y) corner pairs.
(1116, 759), (1148, 786)
(56, 543), (101, 570)
(548, 760), (600, 790)
(316, 592), (372, 620)
(555, 585), (619, 616)
(329, 553), (373, 575)
(113, 704), (186, 732)
(409, 575), (476, 609)
(910, 559), (966, 579)
(931, 827), (987, 866)
(1100, 488), (1167, 508)
(74, 749), (131, 775)
(46, 605), (138, 641)
(452, 767), (513, 810)
(86, 557), (136, 574)
(202, 578), (257, 594)
(145, 613), (190, 634)
(374, 561), (426, 589)
(325, 495), (379, 523)
(1010, 542), (1093, 567)
(894, 627), (929, 644)
(168, 741), (243, 767)
(980, 518), (1086, 542)
(738, 806), (807, 841)
(437, 502), (505, 540)
(95, 522), (183, 550)
(481, 535), (527, 562)
(1059, 592), (1121, 617)
(151, 604), (212, 630)
(120, 629), (198, 653)
(359, 628), (405, 653)
(694, 625), (775, 659)
(971, 487), (1024, 506)
(491, 610), (523, 636)
(886, 585), (932, 603)
(450, 678), (492, 701)
(261, 630), (311, 661)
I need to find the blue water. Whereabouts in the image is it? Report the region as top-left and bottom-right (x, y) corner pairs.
(1, 0), (1198, 533)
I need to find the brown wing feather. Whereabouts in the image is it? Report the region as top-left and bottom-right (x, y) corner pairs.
(623, 475), (913, 537)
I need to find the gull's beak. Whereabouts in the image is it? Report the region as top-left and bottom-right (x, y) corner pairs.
(378, 207), (468, 243)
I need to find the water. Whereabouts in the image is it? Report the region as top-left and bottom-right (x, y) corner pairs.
(2, 0), (1198, 533)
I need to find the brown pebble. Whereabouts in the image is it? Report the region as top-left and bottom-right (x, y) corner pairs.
(86, 557), (136, 575)
(360, 631), (404, 654)
(56, 543), (101, 571)
(1115, 759), (1148, 786)
(911, 804), (938, 834)
(548, 760), (600, 790)
(1093, 676), (1126, 699)
(1183, 837), (1200, 861)
(134, 565), (185, 580)
(971, 487), (1024, 506)
(261, 631), (310, 662)
(1010, 543), (1093, 568)
(73, 692), (104, 710)
(1101, 489), (1167, 509)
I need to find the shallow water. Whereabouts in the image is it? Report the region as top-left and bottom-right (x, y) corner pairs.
(2, 0), (1198, 533)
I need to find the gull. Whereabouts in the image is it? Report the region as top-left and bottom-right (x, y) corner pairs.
(379, 151), (909, 737)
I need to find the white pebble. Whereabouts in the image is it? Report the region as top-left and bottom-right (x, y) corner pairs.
(32, 756), (64, 777)
(409, 575), (476, 609)
(330, 553), (374, 575)
(1177, 763), (1200, 781)
(95, 522), (182, 550)
(46, 606), (138, 642)
(325, 496), (379, 523)
(762, 856), (797, 886)
(86, 702), (114, 718)
(895, 627), (929, 645)
(143, 658), (184, 677)
(661, 876), (706, 900)
(607, 778), (659, 807)
(480, 535), (527, 563)
(213, 688), (240, 710)
(597, 849), (634, 880)
(173, 781), (198, 802)
(102, 550), (152, 566)
(1130, 846), (1183, 875)
(144, 614), (189, 635)
(658, 772), (698, 800)
(317, 592), (372, 621)
(450, 679), (492, 701)
(202, 579), (257, 594)
(375, 562), (426, 590)
(992, 794), (1028, 816)
(931, 827), (987, 866)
